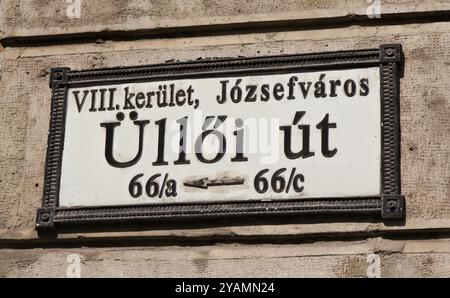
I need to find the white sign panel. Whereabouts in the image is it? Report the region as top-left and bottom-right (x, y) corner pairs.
(58, 67), (381, 207)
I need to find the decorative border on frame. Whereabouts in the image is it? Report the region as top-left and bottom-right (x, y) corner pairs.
(36, 44), (405, 230)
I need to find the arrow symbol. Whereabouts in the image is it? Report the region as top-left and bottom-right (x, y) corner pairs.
(183, 177), (245, 189)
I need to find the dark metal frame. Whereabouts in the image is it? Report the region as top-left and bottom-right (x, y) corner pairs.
(36, 44), (405, 230)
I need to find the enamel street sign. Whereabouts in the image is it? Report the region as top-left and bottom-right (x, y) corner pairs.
(36, 45), (405, 229)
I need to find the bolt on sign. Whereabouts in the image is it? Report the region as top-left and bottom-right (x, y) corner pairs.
(36, 44), (405, 230)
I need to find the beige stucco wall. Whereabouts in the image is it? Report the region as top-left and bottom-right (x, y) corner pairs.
(0, 1), (449, 277)
(2, 239), (450, 277)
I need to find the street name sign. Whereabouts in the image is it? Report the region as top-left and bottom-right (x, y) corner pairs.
(36, 44), (405, 230)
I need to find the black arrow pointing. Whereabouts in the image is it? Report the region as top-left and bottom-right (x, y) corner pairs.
(183, 177), (245, 189)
